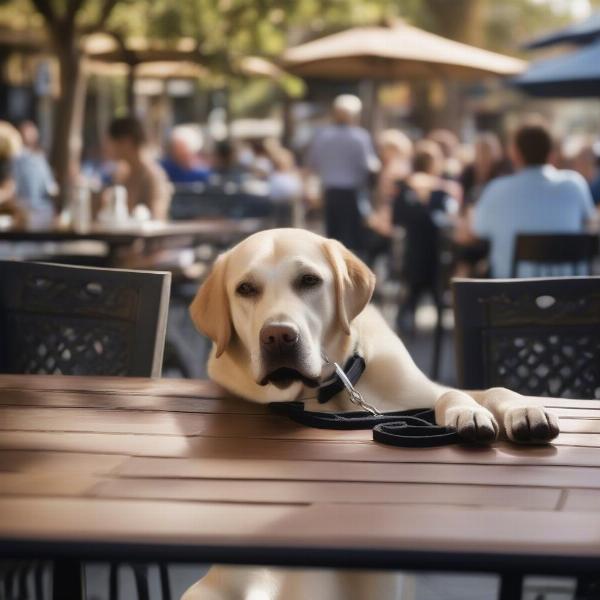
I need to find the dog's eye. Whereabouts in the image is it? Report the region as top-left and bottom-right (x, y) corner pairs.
(297, 273), (322, 289)
(236, 281), (259, 297)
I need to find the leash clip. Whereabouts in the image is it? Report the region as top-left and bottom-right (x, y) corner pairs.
(322, 351), (381, 416)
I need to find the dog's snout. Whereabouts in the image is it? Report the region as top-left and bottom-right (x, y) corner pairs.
(260, 323), (299, 351)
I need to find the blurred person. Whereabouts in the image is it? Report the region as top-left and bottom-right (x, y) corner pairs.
(572, 142), (600, 205)
(265, 142), (301, 227)
(161, 125), (210, 184)
(469, 120), (595, 278)
(427, 128), (463, 181)
(211, 140), (246, 185)
(304, 94), (380, 254)
(0, 124), (17, 205)
(0, 122), (25, 226)
(376, 129), (413, 207)
(572, 144), (596, 181)
(12, 120), (57, 226)
(392, 140), (460, 327)
(460, 132), (507, 207)
(362, 130), (413, 267)
(250, 139), (274, 179)
(106, 116), (172, 220)
(266, 142), (302, 203)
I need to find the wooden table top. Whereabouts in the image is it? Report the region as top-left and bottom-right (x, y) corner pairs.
(1, 374), (600, 575)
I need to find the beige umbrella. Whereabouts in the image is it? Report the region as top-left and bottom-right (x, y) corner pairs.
(86, 60), (208, 79)
(283, 21), (526, 80)
(86, 34), (283, 80)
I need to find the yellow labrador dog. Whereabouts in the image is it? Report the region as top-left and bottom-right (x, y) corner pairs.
(183, 228), (559, 600)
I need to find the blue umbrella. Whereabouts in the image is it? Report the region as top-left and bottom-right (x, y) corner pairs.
(524, 11), (600, 49)
(513, 39), (600, 97)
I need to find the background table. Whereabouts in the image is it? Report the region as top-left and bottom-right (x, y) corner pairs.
(0, 374), (599, 599)
(0, 219), (265, 266)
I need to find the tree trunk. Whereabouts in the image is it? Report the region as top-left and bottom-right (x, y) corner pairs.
(126, 62), (136, 114)
(415, 0), (488, 133)
(50, 36), (87, 206)
(423, 0), (487, 45)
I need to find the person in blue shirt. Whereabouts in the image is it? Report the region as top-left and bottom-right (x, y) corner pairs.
(471, 120), (596, 278)
(13, 121), (58, 226)
(161, 126), (211, 185)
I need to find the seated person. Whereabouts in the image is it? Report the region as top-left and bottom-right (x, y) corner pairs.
(0, 121), (25, 227)
(460, 132), (508, 208)
(266, 142), (301, 202)
(470, 119), (596, 278)
(571, 141), (600, 206)
(12, 121), (58, 226)
(211, 140), (246, 185)
(161, 126), (211, 184)
(392, 140), (459, 324)
(106, 116), (172, 220)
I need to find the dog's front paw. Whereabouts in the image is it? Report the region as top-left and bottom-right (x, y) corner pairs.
(504, 406), (560, 444)
(447, 406), (499, 443)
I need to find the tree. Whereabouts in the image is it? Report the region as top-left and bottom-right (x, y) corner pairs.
(0, 0), (592, 186)
(0, 0), (124, 195)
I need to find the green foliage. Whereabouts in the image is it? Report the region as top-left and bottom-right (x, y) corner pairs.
(0, 0), (592, 60)
(484, 0), (575, 53)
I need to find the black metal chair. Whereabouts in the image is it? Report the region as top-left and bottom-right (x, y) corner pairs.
(453, 276), (600, 599)
(511, 233), (599, 278)
(0, 260), (171, 377)
(0, 260), (171, 600)
(170, 183), (274, 221)
(452, 276), (600, 399)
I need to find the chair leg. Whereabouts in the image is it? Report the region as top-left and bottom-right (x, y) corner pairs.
(498, 573), (523, 600)
(575, 576), (600, 599)
(17, 565), (29, 600)
(108, 562), (118, 600)
(52, 559), (85, 600)
(4, 564), (18, 599)
(159, 563), (171, 600)
(34, 562), (46, 600)
(132, 564), (150, 600)
(431, 303), (444, 381)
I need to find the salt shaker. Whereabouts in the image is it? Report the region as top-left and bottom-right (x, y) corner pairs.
(72, 185), (92, 233)
(112, 185), (129, 224)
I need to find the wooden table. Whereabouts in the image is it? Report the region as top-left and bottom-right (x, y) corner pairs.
(0, 219), (264, 265)
(0, 375), (599, 599)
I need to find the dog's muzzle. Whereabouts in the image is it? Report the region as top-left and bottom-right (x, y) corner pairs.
(258, 322), (319, 389)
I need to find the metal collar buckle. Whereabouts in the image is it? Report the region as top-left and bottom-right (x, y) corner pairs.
(321, 351), (381, 415)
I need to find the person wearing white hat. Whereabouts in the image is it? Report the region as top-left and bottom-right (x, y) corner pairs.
(305, 94), (380, 254)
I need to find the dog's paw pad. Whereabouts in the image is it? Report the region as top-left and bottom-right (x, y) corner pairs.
(506, 407), (559, 444)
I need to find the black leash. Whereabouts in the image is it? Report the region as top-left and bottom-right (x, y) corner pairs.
(269, 401), (460, 448)
(269, 351), (459, 448)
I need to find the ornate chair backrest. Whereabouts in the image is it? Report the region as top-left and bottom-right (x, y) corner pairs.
(453, 277), (600, 399)
(0, 261), (171, 377)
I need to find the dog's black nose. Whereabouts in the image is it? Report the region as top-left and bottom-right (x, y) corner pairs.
(260, 323), (299, 352)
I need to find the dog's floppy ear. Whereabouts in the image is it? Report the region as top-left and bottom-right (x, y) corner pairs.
(189, 252), (232, 357)
(322, 239), (376, 335)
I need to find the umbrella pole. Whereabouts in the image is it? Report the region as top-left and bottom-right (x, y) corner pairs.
(359, 79), (380, 133)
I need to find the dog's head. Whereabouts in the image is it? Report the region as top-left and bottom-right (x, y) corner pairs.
(189, 229), (375, 390)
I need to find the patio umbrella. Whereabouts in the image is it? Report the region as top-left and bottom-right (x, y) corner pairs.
(524, 11), (600, 50)
(282, 22), (525, 81)
(85, 34), (284, 80)
(513, 39), (600, 97)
